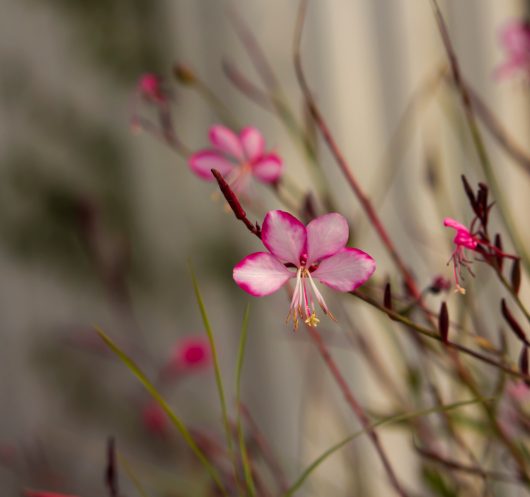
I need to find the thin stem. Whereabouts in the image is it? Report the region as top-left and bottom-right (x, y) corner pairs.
(352, 290), (530, 382)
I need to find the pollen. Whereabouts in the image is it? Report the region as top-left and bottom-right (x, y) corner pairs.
(304, 312), (320, 327)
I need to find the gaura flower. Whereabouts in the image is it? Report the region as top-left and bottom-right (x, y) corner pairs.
(444, 217), (479, 294)
(188, 125), (283, 193)
(161, 336), (212, 379)
(233, 210), (376, 330)
(495, 20), (530, 81)
(137, 73), (167, 104)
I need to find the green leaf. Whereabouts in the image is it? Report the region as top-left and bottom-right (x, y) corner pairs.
(96, 327), (228, 497)
(188, 262), (241, 492)
(282, 397), (494, 497)
(235, 304), (256, 497)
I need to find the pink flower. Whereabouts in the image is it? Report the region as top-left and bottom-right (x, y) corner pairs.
(495, 21), (530, 81)
(137, 73), (167, 104)
(444, 217), (479, 294)
(188, 125), (283, 193)
(141, 401), (169, 435)
(162, 336), (212, 378)
(233, 210), (376, 330)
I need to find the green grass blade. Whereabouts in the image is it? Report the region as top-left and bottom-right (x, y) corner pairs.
(189, 264), (232, 450)
(235, 304), (256, 497)
(188, 263), (241, 493)
(96, 327), (228, 497)
(282, 396), (494, 497)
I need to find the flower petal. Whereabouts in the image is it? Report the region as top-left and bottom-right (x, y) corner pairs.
(443, 217), (469, 232)
(501, 21), (530, 55)
(188, 150), (234, 180)
(312, 248), (376, 292)
(251, 154), (283, 183)
(233, 252), (292, 296)
(209, 125), (244, 160)
(240, 127), (265, 162)
(306, 213), (349, 264)
(262, 210), (306, 264)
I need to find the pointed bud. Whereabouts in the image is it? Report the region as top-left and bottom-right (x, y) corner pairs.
(511, 259), (521, 295)
(173, 64), (197, 85)
(501, 299), (529, 346)
(494, 234), (504, 271)
(461, 175), (477, 210)
(384, 282), (393, 311)
(439, 302), (449, 343)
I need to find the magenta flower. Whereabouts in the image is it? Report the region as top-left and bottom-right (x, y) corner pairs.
(444, 217), (479, 294)
(137, 73), (167, 104)
(188, 125), (283, 193)
(233, 210), (376, 329)
(495, 20), (530, 81)
(162, 336), (212, 379)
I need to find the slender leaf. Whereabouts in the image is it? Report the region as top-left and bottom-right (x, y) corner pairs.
(235, 305), (256, 497)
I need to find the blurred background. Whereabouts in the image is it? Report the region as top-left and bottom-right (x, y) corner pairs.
(1, 0), (530, 495)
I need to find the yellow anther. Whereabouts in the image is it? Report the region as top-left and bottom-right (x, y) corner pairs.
(304, 312), (320, 327)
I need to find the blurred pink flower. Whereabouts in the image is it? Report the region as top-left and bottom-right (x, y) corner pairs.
(444, 217), (479, 294)
(188, 125), (283, 193)
(137, 73), (167, 104)
(141, 401), (169, 435)
(495, 20), (530, 80)
(164, 336), (212, 377)
(233, 210), (376, 330)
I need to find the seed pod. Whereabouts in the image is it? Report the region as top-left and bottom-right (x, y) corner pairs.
(384, 282), (392, 311)
(511, 259), (521, 295)
(461, 175), (477, 211)
(501, 299), (529, 346)
(494, 234), (504, 271)
(439, 302), (449, 343)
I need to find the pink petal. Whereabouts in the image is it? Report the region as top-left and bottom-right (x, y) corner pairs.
(251, 154), (283, 183)
(188, 150), (234, 180)
(306, 213), (349, 264)
(233, 252), (293, 297)
(443, 217), (469, 232)
(312, 248), (376, 292)
(261, 210), (306, 264)
(240, 127), (265, 162)
(209, 125), (244, 160)
(501, 21), (530, 55)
